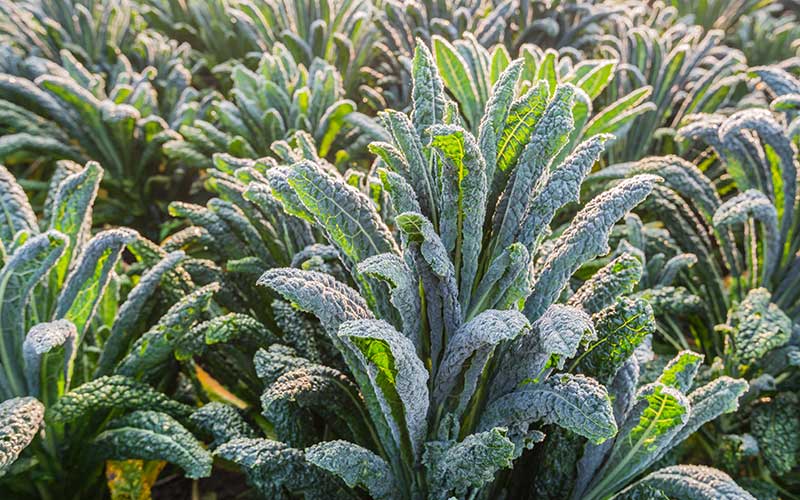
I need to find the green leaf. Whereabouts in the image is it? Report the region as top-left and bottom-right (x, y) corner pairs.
(518, 134), (611, 251)
(713, 190), (779, 284)
(0, 230), (68, 398)
(357, 253), (421, 345)
(568, 253), (644, 314)
(524, 174), (659, 320)
(478, 59), (523, 184)
(434, 310), (530, 417)
(491, 84), (575, 257)
(55, 228), (137, 341)
(48, 375), (192, 423)
(258, 268), (373, 338)
(751, 393), (800, 475)
(189, 402), (258, 449)
(433, 36), (480, 128)
(48, 161), (102, 276)
(571, 298), (655, 384)
(481, 373), (617, 445)
(586, 383), (689, 499)
(116, 283), (220, 379)
(215, 438), (351, 499)
(0, 397), (44, 474)
(662, 376), (748, 458)
(570, 60), (616, 100)
(495, 80), (549, 174)
(262, 364), (369, 448)
(584, 87), (654, 138)
(429, 124), (487, 310)
(656, 351), (703, 393)
(96, 251), (185, 376)
(727, 288), (791, 370)
(395, 212), (461, 363)
(618, 465), (756, 500)
(425, 427), (515, 498)
(22, 319), (76, 397)
(338, 319), (429, 460)
(411, 41), (446, 137)
(93, 410), (212, 479)
(305, 440), (396, 500)
(287, 160), (398, 264)
(0, 165), (38, 248)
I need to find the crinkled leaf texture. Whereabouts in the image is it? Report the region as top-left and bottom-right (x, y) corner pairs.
(0, 397), (44, 474)
(215, 438), (352, 499)
(48, 375), (192, 422)
(284, 160), (398, 264)
(93, 410), (212, 479)
(305, 440), (397, 500)
(424, 427), (515, 500)
(258, 268), (373, 337)
(189, 402), (258, 450)
(23, 319), (76, 396)
(618, 465), (756, 500)
(524, 174), (659, 320)
(338, 319), (429, 460)
(750, 393), (800, 475)
(481, 373), (617, 446)
(583, 383), (689, 499)
(728, 288), (791, 369)
(434, 309), (530, 415)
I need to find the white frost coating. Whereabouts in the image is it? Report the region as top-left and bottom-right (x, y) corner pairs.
(258, 268), (373, 337)
(434, 310), (530, 407)
(480, 373), (617, 445)
(532, 304), (594, 367)
(23, 319), (77, 396)
(338, 319), (429, 459)
(0, 397), (44, 474)
(621, 465), (756, 500)
(525, 174), (660, 320)
(713, 189), (779, 284)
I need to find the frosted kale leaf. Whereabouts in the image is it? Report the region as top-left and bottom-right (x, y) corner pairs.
(0, 165), (37, 247)
(569, 253), (644, 314)
(424, 427), (515, 499)
(22, 320), (77, 396)
(115, 283), (220, 379)
(48, 375), (192, 422)
(434, 310), (530, 418)
(93, 410), (212, 479)
(0, 397), (44, 474)
(525, 174), (659, 320)
(215, 438), (352, 499)
(481, 373), (617, 446)
(258, 268), (373, 337)
(584, 383), (689, 499)
(358, 253), (422, 345)
(571, 298), (655, 384)
(750, 393), (800, 475)
(726, 288), (792, 371)
(305, 440), (397, 500)
(618, 465), (756, 500)
(262, 364), (369, 447)
(338, 319), (429, 460)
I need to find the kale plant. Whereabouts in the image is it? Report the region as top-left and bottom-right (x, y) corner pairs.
(425, 34), (654, 144)
(586, 64), (800, 497)
(163, 44), (381, 169)
(189, 43), (751, 500)
(0, 49), (195, 234)
(0, 161), (227, 498)
(599, 20), (747, 162)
